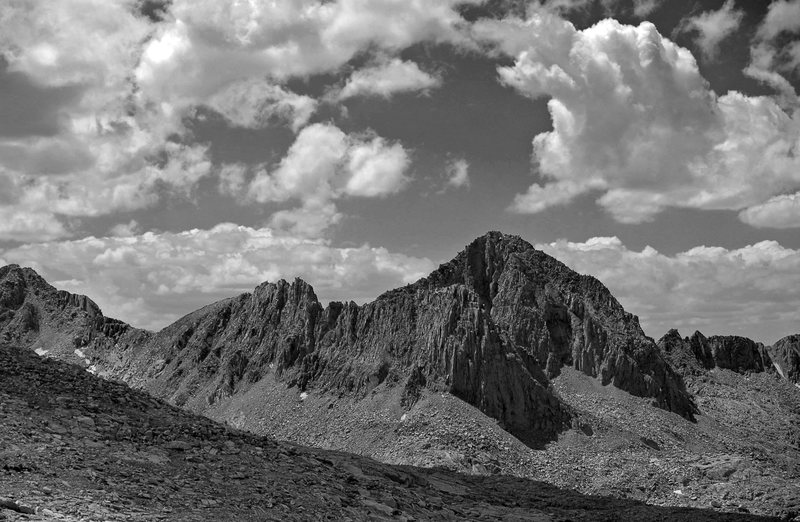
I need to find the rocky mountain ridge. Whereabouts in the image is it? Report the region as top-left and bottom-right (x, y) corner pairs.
(2, 232), (698, 448)
(0, 264), (138, 360)
(657, 329), (800, 383)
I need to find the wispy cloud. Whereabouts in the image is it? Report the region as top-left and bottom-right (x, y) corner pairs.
(335, 58), (441, 101)
(677, 0), (743, 60)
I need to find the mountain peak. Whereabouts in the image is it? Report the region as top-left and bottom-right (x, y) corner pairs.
(3, 234), (697, 448)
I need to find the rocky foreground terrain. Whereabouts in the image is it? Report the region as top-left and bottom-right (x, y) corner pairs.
(2, 232), (800, 519)
(0, 344), (768, 522)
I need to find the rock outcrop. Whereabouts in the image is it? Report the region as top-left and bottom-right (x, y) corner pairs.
(768, 335), (800, 383)
(657, 330), (785, 379)
(0, 264), (141, 361)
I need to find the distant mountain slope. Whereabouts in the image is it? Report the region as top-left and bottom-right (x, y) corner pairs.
(0, 264), (144, 363)
(657, 330), (775, 376)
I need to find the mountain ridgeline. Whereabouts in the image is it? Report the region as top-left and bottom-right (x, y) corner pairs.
(657, 329), (800, 383)
(1, 232), (705, 448)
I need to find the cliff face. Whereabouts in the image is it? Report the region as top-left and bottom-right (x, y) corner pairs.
(1, 232), (698, 448)
(768, 335), (800, 382)
(656, 330), (777, 378)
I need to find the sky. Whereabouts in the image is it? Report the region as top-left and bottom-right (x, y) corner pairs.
(0, 0), (799, 344)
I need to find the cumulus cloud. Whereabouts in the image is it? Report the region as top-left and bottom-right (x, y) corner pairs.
(0, 0), (475, 241)
(539, 237), (800, 344)
(245, 123), (410, 236)
(337, 59), (441, 100)
(678, 0), (743, 60)
(135, 0), (472, 102)
(0, 1), (218, 240)
(473, 13), (800, 226)
(739, 192), (800, 228)
(0, 223), (434, 330)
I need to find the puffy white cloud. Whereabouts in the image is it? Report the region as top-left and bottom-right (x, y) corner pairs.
(1, 223), (434, 330)
(135, 0), (472, 102)
(444, 158), (471, 190)
(246, 123), (409, 236)
(0, 0), (473, 242)
(248, 124), (349, 204)
(538, 237), (800, 344)
(0, 1), (219, 240)
(678, 0), (743, 60)
(473, 14), (800, 226)
(739, 192), (800, 228)
(337, 59), (441, 100)
(344, 137), (410, 197)
(0, 0), (150, 94)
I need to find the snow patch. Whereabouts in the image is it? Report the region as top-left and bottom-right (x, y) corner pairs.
(88, 365), (98, 374)
(300, 392), (308, 401)
(73, 348), (90, 365)
(34, 348), (48, 356)
(400, 413), (408, 422)
(673, 490), (683, 496)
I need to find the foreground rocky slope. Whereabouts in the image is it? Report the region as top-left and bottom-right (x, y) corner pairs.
(1, 344), (764, 522)
(85, 232), (694, 448)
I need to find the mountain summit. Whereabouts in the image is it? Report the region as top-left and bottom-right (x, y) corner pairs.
(1, 232), (695, 447)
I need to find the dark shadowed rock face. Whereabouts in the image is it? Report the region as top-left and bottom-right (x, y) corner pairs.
(75, 232), (696, 448)
(768, 335), (800, 382)
(657, 330), (775, 377)
(705, 335), (773, 373)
